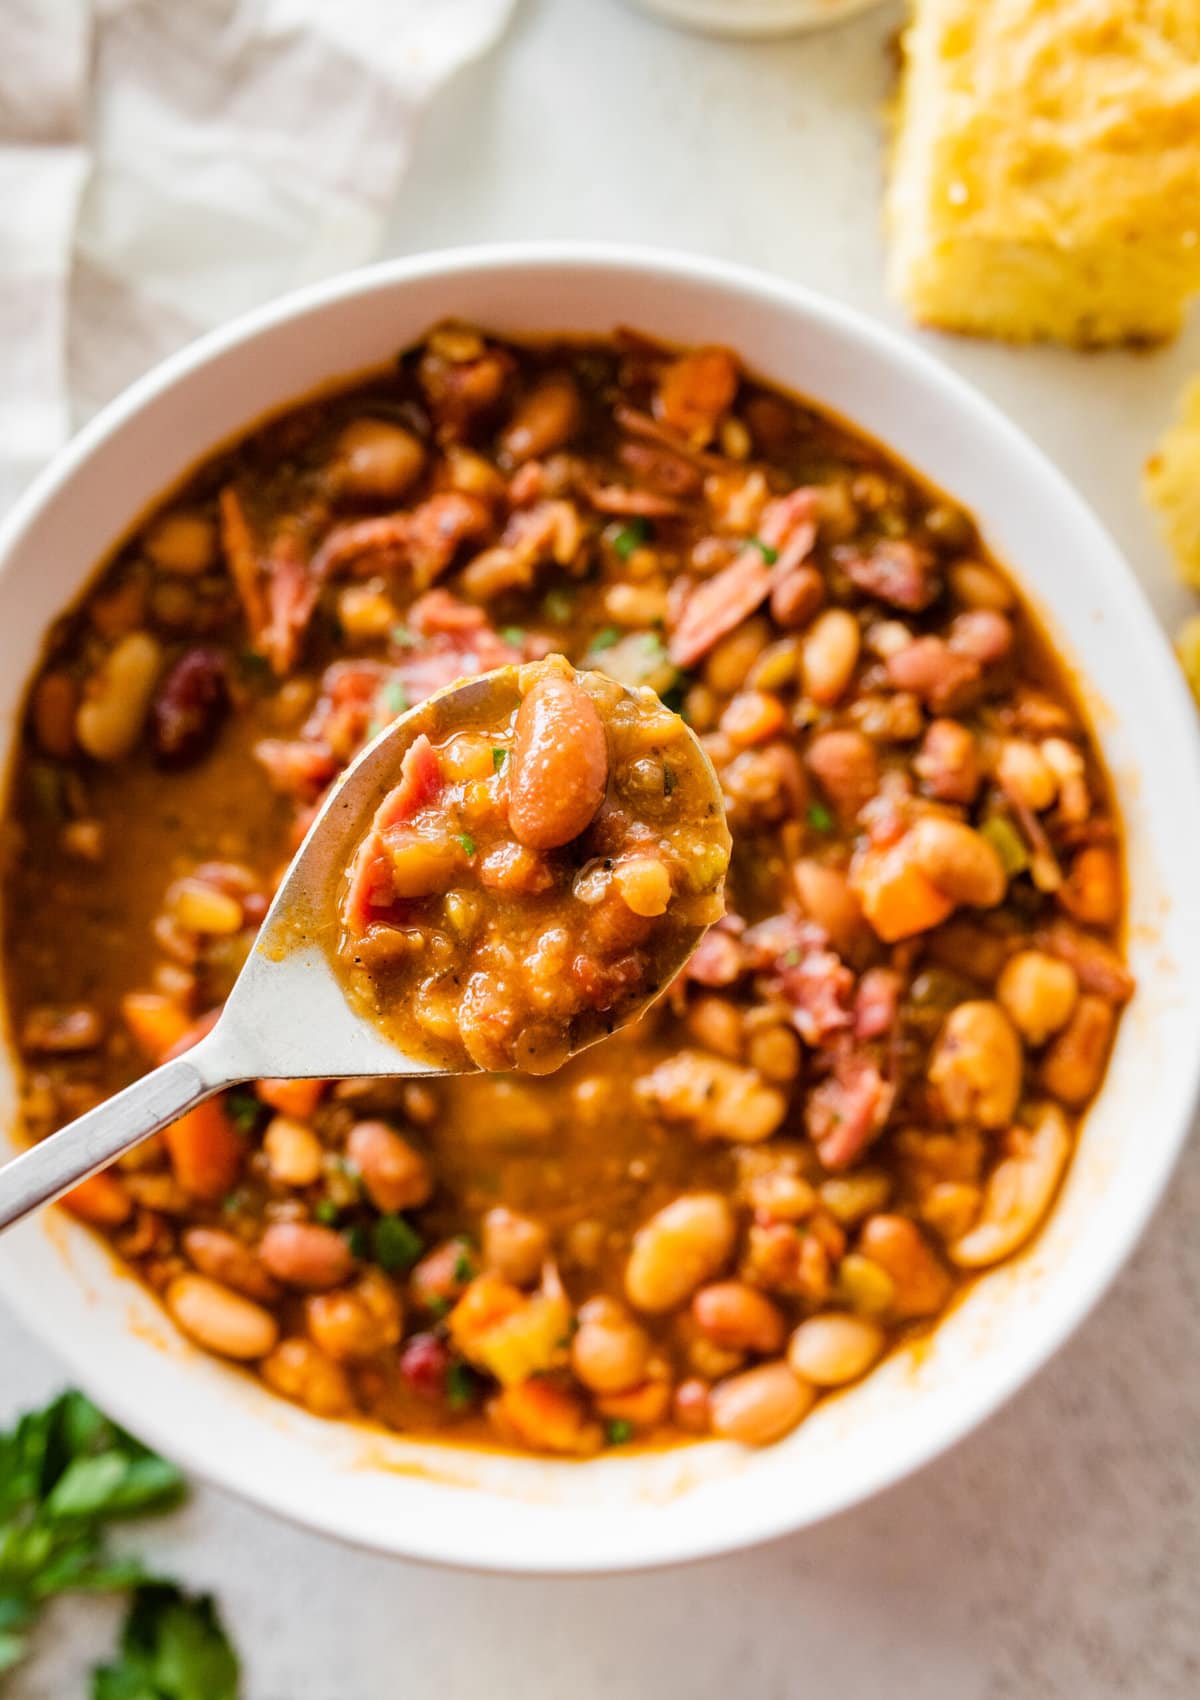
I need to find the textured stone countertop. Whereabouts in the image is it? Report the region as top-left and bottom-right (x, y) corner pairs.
(5, 1), (1199, 1694)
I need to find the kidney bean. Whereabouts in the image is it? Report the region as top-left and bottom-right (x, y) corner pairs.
(693, 1282), (785, 1354)
(346, 1120), (432, 1213)
(166, 1274), (278, 1361)
(508, 671), (608, 849)
(150, 647), (230, 768)
(399, 1332), (451, 1400)
(259, 1221), (357, 1290)
(183, 1226), (281, 1304)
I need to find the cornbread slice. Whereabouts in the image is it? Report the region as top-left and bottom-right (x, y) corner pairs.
(887, 0), (1200, 347)
(1146, 378), (1200, 590)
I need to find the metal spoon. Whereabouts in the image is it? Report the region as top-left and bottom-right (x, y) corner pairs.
(0, 667), (727, 1231)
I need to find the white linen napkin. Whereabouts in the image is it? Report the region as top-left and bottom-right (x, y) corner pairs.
(0, 0), (517, 515)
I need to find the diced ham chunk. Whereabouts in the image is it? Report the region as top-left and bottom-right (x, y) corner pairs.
(806, 1049), (895, 1170)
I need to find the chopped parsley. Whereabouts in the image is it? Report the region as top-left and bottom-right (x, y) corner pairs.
(313, 1199), (339, 1226)
(342, 1223), (370, 1260)
(452, 1246), (474, 1284)
(500, 625), (525, 647)
(456, 832), (477, 858)
(542, 587), (575, 625)
(780, 947), (802, 968)
(587, 624), (623, 653)
(611, 517), (648, 560)
(223, 1089), (261, 1136)
(383, 679), (409, 718)
(806, 802), (835, 833)
(446, 1362), (476, 1413)
(662, 763), (676, 797)
(238, 647), (271, 679)
(390, 624), (416, 649)
(372, 1214), (424, 1273)
(94, 1583), (239, 1700)
(492, 747), (507, 772)
(427, 1295), (452, 1321)
(605, 1418), (634, 1446)
(747, 536), (779, 564)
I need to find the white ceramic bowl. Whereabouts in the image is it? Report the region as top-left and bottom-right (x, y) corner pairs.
(1, 246), (1198, 1574)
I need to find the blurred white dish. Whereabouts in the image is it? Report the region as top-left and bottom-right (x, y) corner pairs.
(623, 0), (884, 37)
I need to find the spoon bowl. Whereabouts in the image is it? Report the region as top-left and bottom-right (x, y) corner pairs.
(0, 665), (726, 1230)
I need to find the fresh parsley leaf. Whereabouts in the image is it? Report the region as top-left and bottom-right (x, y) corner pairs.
(610, 517), (648, 561)
(492, 747), (507, 772)
(383, 680), (409, 718)
(342, 1224), (370, 1261)
(542, 587), (575, 624)
(500, 625), (525, 647)
(91, 1583), (239, 1700)
(446, 1363), (476, 1413)
(238, 649), (271, 681)
(806, 802), (834, 833)
(0, 1392), (185, 1676)
(587, 625), (623, 654)
(372, 1214), (423, 1273)
(605, 1419), (633, 1446)
(390, 625), (416, 649)
(222, 1091), (260, 1137)
(456, 832), (476, 858)
(452, 1248), (474, 1284)
(312, 1199), (338, 1226)
(747, 536), (779, 564)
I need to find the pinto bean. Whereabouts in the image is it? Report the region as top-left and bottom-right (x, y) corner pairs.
(481, 1206), (548, 1286)
(500, 374), (581, 463)
(182, 1227), (281, 1304)
(996, 950), (1078, 1045)
(625, 1193), (736, 1313)
(857, 1216), (950, 1320)
(306, 1269), (402, 1361)
(801, 610), (860, 705)
(914, 719), (980, 805)
(792, 859), (867, 958)
(693, 1282), (785, 1354)
(806, 729), (878, 824)
(570, 1295), (652, 1393)
(949, 1104), (1071, 1268)
(508, 671), (608, 849)
(166, 1274), (278, 1360)
(258, 1221), (357, 1290)
(709, 1362), (815, 1445)
(928, 1000), (1023, 1127)
(787, 1313), (884, 1385)
(76, 632), (163, 761)
(335, 418), (425, 501)
(346, 1119), (432, 1212)
(907, 815), (1007, 908)
(261, 1116), (323, 1188)
(1057, 846), (1121, 927)
(1040, 994), (1115, 1106)
(770, 564), (825, 629)
(885, 636), (979, 714)
(150, 648), (230, 768)
(948, 609), (1012, 665)
(260, 1337), (354, 1417)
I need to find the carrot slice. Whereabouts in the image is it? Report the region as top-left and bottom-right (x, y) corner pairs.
(121, 992), (192, 1062)
(256, 1077), (326, 1120)
(163, 1099), (243, 1201)
(851, 842), (955, 944)
(61, 1170), (132, 1226)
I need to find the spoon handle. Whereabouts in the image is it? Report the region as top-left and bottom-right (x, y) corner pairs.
(0, 1040), (234, 1231)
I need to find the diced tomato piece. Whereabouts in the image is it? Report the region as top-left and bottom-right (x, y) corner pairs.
(163, 1099), (243, 1201)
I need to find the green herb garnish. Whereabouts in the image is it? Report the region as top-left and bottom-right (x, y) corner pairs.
(383, 680), (409, 718)
(223, 1089), (260, 1137)
(446, 1363), (476, 1413)
(611, 517), (648, 561)
(662, 764), (676, 797)
(747, 536), (779, 564)
(542, 587), (575, 625)
(342, 1223), (370, 1260)
(452, 1248), (474, 1284)
(0, 1392), (185, 1675)
(781, 947), (803, 968)
(500, 625), (525, 647)
(372, 1214), (424, 1273)
(390, 625), (416, 649)
(806, 802), (835, 833)
(587, 625), (623, 654)
(313, 1199), (339, 1226)
(427, 1296), (451, 1321)
(457, 832), (477, 858)
(605, 1419), (634, 1447)
(492, 747), (507, 772)
(92, 1582), (239, 1700)
(238, 648), (271, 680)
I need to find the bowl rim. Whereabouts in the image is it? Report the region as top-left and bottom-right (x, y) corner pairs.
(1, 241), (1198, 1574)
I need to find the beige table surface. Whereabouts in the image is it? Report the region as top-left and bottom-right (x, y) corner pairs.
(5, 2), (1200, 1695)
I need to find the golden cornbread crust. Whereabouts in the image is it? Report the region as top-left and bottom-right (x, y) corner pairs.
(887, 0), (1200, 347)
(1146, 378), (1200, 591)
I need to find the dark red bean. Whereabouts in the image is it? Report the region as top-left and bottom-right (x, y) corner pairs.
(399, 1332), (450, 1400)
(508, 673), (608, 849)
(151, 648), (230, 768)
